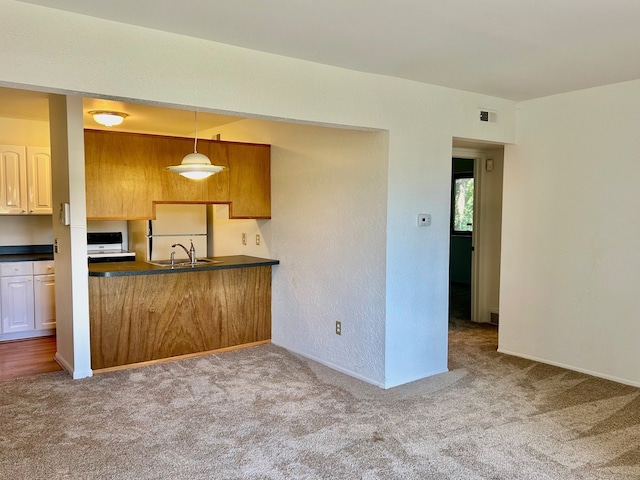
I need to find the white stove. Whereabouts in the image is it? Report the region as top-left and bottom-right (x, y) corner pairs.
(87, 232), (136, 263)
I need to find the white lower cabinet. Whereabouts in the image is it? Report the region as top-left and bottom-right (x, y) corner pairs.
(1, 275), (34, 333)
(34, 274), (55, 330)
(0, 260), (55, 340)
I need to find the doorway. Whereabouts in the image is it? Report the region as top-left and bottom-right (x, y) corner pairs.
(449, 145), (504, 327)
(449, 157), (474, 322)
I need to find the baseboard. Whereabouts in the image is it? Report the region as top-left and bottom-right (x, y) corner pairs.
(0, 329), (55, 342)
(383, 367), (449, 390)
(93, 340), (271, 374)
(273, 342), (385, 389)
(53, 352), (72, 375)
(497, 348), (640, 388)
(54, 352), (93, 380)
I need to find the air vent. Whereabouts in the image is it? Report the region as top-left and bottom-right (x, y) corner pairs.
(490, 310), (499, 325)
(479, 109), (498, 124)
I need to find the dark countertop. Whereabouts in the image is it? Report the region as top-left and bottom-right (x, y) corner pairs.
(0, 245), (54, 263)
(89, 255), (279, 277)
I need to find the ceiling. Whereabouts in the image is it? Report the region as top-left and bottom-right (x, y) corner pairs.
(14, 0), (640, 101)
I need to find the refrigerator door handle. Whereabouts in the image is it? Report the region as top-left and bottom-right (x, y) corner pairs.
(148, 220), (153, 262)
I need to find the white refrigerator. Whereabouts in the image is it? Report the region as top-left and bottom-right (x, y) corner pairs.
(139, 204), (209, 262)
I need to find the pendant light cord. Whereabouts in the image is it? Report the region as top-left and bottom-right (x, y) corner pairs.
(193, 111), (198, 153)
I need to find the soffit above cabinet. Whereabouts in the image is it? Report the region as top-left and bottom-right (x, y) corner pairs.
(0, 86), (245, 137)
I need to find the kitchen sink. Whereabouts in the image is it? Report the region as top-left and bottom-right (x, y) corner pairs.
(147, 258), (222, 268)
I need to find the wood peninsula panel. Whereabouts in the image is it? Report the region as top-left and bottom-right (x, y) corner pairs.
(89, 266), (272, 370)
(228, 143), (271, 219)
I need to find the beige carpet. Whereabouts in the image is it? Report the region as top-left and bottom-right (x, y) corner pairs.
(1, 320), (639, 479)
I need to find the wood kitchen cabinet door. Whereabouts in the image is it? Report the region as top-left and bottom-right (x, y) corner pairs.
(153, 136), (227, 202)
(228, 143), (271, 219)
(85, 130), (165, 219)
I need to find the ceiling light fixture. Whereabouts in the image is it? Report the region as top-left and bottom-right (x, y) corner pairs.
(89, 110), (128, 127)
(166, 111), (225, 180)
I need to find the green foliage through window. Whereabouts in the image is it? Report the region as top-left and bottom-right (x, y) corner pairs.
(453, 176), (473, 233)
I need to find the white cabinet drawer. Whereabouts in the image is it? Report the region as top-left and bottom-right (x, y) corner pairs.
(1, 262), (34, 277)
(33, 260), (55, 275)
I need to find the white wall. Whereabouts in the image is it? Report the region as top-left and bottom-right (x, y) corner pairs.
(0, 117), (49, 146)
(0, 216), (53, 245)
(49, 95), (91, 379)
(209, 205), (272, 258)
(500, 80), (640, 387)
(0, 0), (516, 387)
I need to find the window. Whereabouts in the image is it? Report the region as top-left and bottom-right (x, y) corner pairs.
(452, 174), (474, 234)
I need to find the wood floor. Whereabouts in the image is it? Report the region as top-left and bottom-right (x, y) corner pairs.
(0, 336), (62, 381)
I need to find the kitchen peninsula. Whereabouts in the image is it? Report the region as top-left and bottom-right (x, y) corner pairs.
(88, 255), (278, 370)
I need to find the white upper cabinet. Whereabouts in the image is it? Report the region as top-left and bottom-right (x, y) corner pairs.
(0, 145), (52, 215)
(0, 145), (28, 214)
(27, 147), (53, 214)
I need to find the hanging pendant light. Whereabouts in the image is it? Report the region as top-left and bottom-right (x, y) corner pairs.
(167, 111), (225, 180)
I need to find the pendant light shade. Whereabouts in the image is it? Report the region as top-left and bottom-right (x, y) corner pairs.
(167, 111), (225, 180)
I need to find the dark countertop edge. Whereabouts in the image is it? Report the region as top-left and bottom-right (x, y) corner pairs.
(0, 245), (54, 262)
(0, 254), (55, 262)
(89, 255), (279, 277)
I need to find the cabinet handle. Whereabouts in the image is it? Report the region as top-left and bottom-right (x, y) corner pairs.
(14, 267), (19, 272)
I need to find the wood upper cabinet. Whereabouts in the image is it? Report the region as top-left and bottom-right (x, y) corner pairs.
(85, 131), (161, 219)
(228, 142), (271, 219)
(84, 130), (270, 220)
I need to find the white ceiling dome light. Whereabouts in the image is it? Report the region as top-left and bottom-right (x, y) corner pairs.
(167, 111), (225, 180)
(89, 110), (128, 127)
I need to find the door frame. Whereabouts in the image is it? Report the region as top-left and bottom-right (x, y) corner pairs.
(452, 148), (486, 323)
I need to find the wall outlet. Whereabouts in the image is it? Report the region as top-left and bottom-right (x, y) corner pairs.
(256, 234), (260, 245)
(335, 321), (342, 335)
(242, 233), (247, 245)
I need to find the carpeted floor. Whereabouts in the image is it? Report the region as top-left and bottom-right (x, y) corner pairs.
(1, 317), (639, 479)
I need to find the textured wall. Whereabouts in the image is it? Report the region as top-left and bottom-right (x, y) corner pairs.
(214, 119), (388, 384)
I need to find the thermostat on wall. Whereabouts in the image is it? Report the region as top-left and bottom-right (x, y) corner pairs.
(417, 214), (431, 227)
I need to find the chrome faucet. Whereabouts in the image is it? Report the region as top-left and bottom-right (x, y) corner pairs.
(172, 240), (196, 265)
